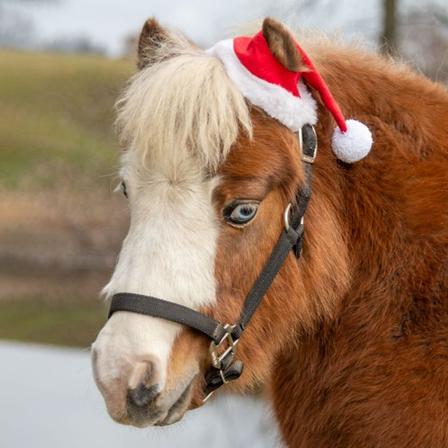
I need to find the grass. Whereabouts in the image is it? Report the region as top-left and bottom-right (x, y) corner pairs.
(0, 297), (107, 348)
(0, 49), (133, 189)
(0, 50), (133, 348)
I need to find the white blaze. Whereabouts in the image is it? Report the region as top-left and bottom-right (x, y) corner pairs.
(93, 151), (219, 394)
(92, 41), (251, 412)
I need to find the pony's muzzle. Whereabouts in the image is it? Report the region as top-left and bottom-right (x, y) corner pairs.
(92, 340), (195, 427)
(91, 343), (164, 425)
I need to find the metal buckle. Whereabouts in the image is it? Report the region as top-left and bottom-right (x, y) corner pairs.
(203, 324), (240, 403)
(298, 125), (317, 164)
(284, 203), (304, 232)
(209, 324), (239, 370)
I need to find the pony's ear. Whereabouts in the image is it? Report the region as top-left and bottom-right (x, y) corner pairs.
(262, 17), (306, 72)
(137, 18), (169, 69)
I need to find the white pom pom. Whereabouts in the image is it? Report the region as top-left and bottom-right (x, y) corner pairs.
(331, 119), (373, 163)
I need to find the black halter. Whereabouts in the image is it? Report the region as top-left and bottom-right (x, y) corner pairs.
(108, 124), (317, 401)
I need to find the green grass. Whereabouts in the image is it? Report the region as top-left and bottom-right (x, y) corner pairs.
(0, 49), (133, 189)
(0, 298), (107, 348)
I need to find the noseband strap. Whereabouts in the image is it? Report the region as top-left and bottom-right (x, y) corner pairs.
(109, 293), (242, 344)
(108, 124), (317, 401)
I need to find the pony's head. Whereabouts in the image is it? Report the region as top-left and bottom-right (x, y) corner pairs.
(92, 18), (350, 427)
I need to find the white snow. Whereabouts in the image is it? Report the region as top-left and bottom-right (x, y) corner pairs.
(0, 341), (280, 448)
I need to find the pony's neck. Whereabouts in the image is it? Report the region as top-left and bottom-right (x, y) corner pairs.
(304, 40), (448, 320)
(270, 39), (448, 447)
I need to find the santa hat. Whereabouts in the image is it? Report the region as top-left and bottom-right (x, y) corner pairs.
(206, 29), (373, 163)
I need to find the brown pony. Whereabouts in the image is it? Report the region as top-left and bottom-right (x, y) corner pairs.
(92, 17), (448, 447)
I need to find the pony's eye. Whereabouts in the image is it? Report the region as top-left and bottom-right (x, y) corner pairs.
(120, 181), (128, 198)
(224, 201), (259, 227)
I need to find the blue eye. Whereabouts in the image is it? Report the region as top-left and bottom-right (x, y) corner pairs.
(224, 201), (259, 227)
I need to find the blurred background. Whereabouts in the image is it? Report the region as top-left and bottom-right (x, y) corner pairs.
(0, 0), (447, 447)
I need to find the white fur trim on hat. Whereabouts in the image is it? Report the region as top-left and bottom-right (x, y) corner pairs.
(331, 119), (373, 163)
(206, 39), (317, 132)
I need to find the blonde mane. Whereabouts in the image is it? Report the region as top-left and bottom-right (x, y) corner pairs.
(116, 36), (252, 177)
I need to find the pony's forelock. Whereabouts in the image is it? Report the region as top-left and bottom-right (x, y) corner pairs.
(116, 36), (252, 177)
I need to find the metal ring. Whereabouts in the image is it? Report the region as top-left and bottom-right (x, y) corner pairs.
(283, 203), (292, 232)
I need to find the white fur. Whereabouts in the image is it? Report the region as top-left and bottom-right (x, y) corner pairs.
(331, 119), (373, 163)
(116, 43), (252, 174)
(93, 146), (221, 410)
(206, 39), (317, 132)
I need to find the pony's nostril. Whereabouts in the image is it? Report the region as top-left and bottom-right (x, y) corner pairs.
(128, 360), (155, 389)
(128, 383), (160, 408)
(127, 360), (160, 408)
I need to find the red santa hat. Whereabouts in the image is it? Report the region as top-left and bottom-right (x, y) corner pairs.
(206, 30), (373, 163)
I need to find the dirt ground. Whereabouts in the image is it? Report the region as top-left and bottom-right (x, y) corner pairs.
(0, 189), (128, 300)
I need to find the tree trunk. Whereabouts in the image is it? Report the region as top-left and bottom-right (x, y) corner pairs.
(379, 0), (398, 55)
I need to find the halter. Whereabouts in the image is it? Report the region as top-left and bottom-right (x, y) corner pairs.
(108, 124), (317, 402)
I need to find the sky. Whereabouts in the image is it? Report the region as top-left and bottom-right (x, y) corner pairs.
(4, 0), (446, 56)
(7, 0), (382, 56)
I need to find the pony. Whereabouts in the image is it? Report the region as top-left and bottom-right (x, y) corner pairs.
(91, 17), (448, 447)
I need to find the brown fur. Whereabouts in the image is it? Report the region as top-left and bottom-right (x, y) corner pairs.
(266, 43), (448, 448)
(138, 18), (448, 447)
(263, 18), (307, 72)
(137, 18), (168, 69)
(195, 45), (448, 448)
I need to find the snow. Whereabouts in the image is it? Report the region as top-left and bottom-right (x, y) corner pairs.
(0, 341), (280, 448)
